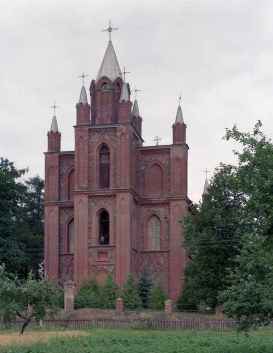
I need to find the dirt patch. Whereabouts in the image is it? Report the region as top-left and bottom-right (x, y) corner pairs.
(0, 330), (87, 347)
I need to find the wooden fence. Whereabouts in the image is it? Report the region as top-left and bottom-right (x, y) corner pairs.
(3, 318), (237, 331)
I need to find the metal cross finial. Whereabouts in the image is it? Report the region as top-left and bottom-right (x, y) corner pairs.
(178, 95), (182, 105)
(51, 101), (59, 116)
(154, 136), (162, 146)
(204, 169), (210, 179)
(134, 88), (141, 98)
(102, 20), (118, 41)
(78, 72), (88, 86)
(122, 67), (130, 81)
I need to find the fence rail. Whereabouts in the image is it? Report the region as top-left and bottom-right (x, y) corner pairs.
(2, 318), (237, 331)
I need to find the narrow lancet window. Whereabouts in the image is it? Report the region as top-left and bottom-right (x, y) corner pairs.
(68, 219), (74, 254)
(148, 216), (161, 250)
(99, 210), (110, 245)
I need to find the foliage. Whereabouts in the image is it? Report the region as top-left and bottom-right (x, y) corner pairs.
(220, 234), (273, 331)
(2, 329), (273, 353)
(149, 286), (167, 310)
(0, 158), (44, 277)
(75, 279), (102, 309)
(181, 164), (245, 308)
(122, 274), (142, 310)
(138, 269), (153, 309)
(100, 275), (119, 309)
(0, 264), (61, 334)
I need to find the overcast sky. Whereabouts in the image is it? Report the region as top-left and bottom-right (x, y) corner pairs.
(1, 0), (272, 202)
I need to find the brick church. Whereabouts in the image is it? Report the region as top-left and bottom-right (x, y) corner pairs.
(44, 26), (191, 300)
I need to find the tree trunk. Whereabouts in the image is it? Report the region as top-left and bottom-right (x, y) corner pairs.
(20, 317), (32, 335)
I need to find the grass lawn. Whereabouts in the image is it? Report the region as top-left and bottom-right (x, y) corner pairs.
(1, 328), (273, 353)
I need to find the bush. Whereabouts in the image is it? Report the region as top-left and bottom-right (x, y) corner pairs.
(75, 279), (101, 309)
(100, 275), (119, 309)
(122, 274), (142, 310)
(176, 286), (198, 312)
(138, 270), (153, 308)
(149, 286), (166, 310)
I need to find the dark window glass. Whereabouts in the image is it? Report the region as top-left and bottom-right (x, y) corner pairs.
(99, 210), (110, 245)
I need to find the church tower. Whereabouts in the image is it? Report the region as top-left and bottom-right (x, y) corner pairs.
(44, 23), (190, 301)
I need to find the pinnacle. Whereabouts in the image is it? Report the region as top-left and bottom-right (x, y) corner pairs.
(50, 115), (58, 133)
(132, 99), (140, 117)
(175, 104), (184, 123)
(79, 86), (88, 104)
(120, 82), (130, 102)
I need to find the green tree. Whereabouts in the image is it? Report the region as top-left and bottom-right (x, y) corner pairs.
(0, 264), (61, 334)
(75, 279), (101, 309)
(220, 234), (273, 331)
(122, 274), (141, 310)
(181, 164), (245, 308)
(149, 286), (167, 310)
(0, 158), (28, 274)
(100, 275), (119, 309)
(138, 269), (153, 308)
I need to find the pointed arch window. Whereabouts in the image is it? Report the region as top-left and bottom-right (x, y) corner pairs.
(148, 216), (161, 251)
(99, 144), (110, 188)
(67, 219), (74, 254)
(99, 210), (110, 245)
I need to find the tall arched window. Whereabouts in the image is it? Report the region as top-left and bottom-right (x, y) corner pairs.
(67, 219), (74, 254)
(99, 144), (110, 188)
(99, 210), (110, 245)
(148, 216), (161, 251)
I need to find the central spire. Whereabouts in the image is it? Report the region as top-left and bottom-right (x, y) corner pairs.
(97, 21), (122, 82)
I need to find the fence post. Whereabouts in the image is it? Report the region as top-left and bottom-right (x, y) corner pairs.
(64, 280), (75, 312)
(116, 297), (124, 314)
(164, 299), (173, 315)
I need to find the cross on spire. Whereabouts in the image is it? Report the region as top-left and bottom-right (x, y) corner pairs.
(78, 72), (88, 86)
(204, 169), (210, 179)
(134, 88), (141, 98)
(102, 20), (118, 41)
(178, 94), (182, 105)
(51, 101), (59, 116)
(122, 67), (130, 81)
(154, 136), (162, 146)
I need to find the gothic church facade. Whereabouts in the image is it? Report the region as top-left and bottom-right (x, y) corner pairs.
(44, 34), (190, 300)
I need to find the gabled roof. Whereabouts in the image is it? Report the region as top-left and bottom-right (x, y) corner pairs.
(97, 40), (122, 82)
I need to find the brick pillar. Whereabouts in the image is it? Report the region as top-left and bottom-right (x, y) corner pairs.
(115, 193), (132, 286)
(165, 299), (173, 315)
(116, 297), (124, 314)
(64, 280), (75, 312)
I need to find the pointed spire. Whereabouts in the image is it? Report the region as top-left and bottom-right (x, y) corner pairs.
(120, 82), (129, 102)
(97, 40), (122, 82)
(175, 104), (184, 123)
(50, 115), (58, 133)
(203, 177), (209, 197)
(132, 99), (140, 117)
(79, 86), (88, 104)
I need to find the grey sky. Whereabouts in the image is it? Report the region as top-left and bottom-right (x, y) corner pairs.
(1, 0), (272, 202)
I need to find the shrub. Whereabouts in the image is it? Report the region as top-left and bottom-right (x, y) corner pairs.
(149, 286), (167, 310)
(100, 275), (119, 309)
(138, 269), (153, 308)
(75, 279), (101, 309)
(122, 274), (142, 310)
